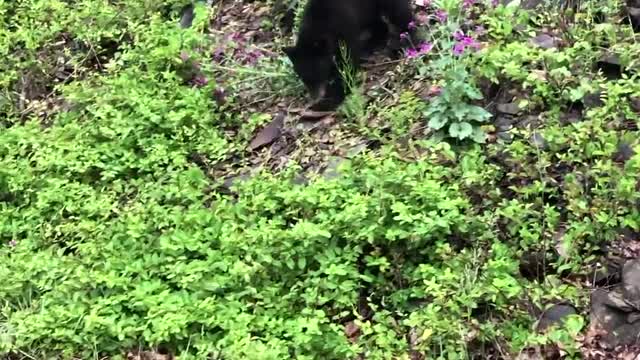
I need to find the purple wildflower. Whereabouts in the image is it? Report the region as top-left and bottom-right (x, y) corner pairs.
(435, 9), (448, 22)
(230, 32), (244, 42)
(242, 50), (256, 64)
(453, 30), (465, 41)
(462, 0), (476, 8)
(461, 36), (475, 46)
(416, 13), (429, 25)
(451, 30), (482, 55)
(408, 21), (417, 30)
(400, 32), (409, 40)
(213, 46), (225, 61)
(452, 43), (466, 56)
(406, 42), (433, 58)
(429, 85), (442, 96)
(491, 0), (499, 6)
(419, 42), (434, 52)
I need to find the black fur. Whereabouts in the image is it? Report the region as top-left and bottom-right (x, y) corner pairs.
(284, 0), (416, 111)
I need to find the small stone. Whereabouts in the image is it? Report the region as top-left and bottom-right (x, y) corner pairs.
(622, 260), (640, 307)
(516, 115), (542, 129)
(583, 92), (603, 109)
(529, 132), (546, 149)
(553, 226), (569, 257)
(496, 102), (521, 115)
(346, 142), (368, 158)
(520, 0), (546, 9)
(292, 174), (308, 185)
(614, 142), (635, 163)
(537, 303), (577, 332)
(497, 131), (513, 143)
(631, 97), (640, 113)
(560, 108), (583, 125)
(179, 4), (195, 28)
(601, 54), (622, 65)
(323, 157), (346, 179)
(495, 116), (515, 131)
(530, 33), (557, 49)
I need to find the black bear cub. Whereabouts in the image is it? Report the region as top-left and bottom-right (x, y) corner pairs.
(284, 0), (416, 111)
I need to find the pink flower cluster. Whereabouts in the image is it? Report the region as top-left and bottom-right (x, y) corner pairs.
(452, 30), (482, 56)
(406, 42), (434, 58)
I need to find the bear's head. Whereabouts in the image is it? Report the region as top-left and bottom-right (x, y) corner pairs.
(284, 38), (335, 101)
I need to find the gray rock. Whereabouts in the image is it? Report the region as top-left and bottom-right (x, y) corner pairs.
(529, 132), (546, 149)
(179, 4), (195, 28)
(346, 142), (368, 158)
(516, 115), (542, 130)
(631, 97), (640, 113)
(623, 259), (640, 308)
(614, 142), (635, 163)
(323, 157), (346, 180)
(560, 110), (582, 125)
(612, 323), (640, 344)
(601, 54), (622, 65)
(590, 288), (640, 347)
(497, 131), (513, 143)
(495, 116), (515, 131)
(530, 34), (558, 49)
(292, 174), (309, 186)
(583, 92), (603, 109)
(590, 289), (629, 347)
(496, 102), (521, 115)
(520, 0), (546, 9)
(604, 290), (635, 312)
(537, 303), (577, 332)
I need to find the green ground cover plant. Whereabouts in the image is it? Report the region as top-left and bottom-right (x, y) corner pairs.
(1, 0), (640, 358)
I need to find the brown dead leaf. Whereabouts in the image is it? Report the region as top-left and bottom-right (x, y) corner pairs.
(248, 112), (285, 151)
(344, 321), (361, 343)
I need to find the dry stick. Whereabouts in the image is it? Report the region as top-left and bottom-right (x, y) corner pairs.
(243, 94), (277, 108)
(362, 58), (403, 68)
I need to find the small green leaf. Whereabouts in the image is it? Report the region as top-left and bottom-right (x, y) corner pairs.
(471, 126), (487, 143)
(448, 122), (473, 139)
(286, 258), (295, 269)
(428, 115), (448, 130)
